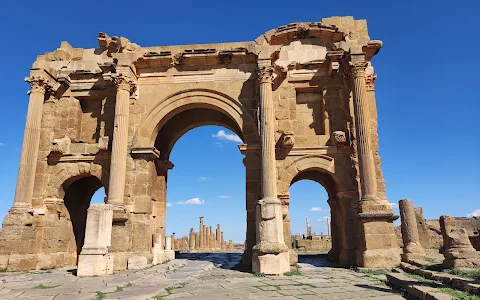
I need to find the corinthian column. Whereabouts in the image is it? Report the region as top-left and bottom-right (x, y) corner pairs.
(12, 75), (52, 211)
(252, 66), (289, 275)
(259, 66), (277, 199)
(349, 59), (380, 205)
(107, 74), (135, 212)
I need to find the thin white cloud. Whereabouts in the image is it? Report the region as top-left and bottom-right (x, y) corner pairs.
(219, 195), (230, 199)
(311, 207), (323, 212)
(176, 197), (205, 205)
(467, 210), (480, 217)
(166, 202), (172, 207)
(199, 176), (207, 181)
(212, 130), (242, 143)
(0, 143), (4, 147)
(389, 202), (399, 207)
(317, 216), (330, 222)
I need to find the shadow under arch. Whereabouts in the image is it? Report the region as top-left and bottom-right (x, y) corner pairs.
(63, 176), (105, 257)
(134, 88), (259, 149)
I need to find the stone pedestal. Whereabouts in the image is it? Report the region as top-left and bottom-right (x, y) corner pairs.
(252, 198), (289, 275)
(77, 204), (114, 277)
(399, 199), (425, 262)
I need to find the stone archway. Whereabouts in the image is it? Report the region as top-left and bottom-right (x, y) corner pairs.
(135, 89), (259, 148)
(133, 88), (260, 267)
(277, 155), (357, 265)
(43, 163), (110, 261)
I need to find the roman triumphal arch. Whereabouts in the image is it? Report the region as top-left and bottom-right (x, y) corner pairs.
(0, 16), (400, 275)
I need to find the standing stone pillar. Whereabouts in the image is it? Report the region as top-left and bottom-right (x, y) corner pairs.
(171, 233), (175, 250)
(399, 199), (425, 261)
(77, 204), (114, 276)
(252, 65), (289, 275)
(189, 228), (195, 250)
(199, 226), (204, 249)
(12, 76), (52, 211)
(107, 73), (135, 218)
(440, 215), (455, 253)
(208, 226), (213, 250)
(216, 224), (221, 249)
(349, 53), (400, 268)
(221, 232), (225, 251)
(195, 232), (199, 249)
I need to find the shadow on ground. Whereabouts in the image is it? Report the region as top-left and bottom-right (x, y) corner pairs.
(175, 251), (251, 272)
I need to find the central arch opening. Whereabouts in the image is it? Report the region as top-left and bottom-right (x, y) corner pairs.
(151, 104), (255, 259)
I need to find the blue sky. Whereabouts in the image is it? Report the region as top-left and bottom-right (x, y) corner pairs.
(0, 0), (479, 243)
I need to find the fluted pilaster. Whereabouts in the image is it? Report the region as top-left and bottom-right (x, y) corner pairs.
(107, 74), (136, 208)
(259, 66), (277, 199)
(350, 60), (379, 203)
(12, 75), (52, 211)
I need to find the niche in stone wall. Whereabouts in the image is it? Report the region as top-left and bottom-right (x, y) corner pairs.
(78, 98), (103, 143)
(77, 95), (115, 144)
(295, 89), (326, 144)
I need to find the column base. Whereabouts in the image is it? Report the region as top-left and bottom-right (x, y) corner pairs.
(77, 253), (113, 277)
(357, 248), (401, 268)
(252, 250), (290, 275)
(356, 210), (401, 268)
(402, 243), (425, 262)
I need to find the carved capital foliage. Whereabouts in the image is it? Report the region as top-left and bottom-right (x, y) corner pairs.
(25, 75), (52, 94)
(349, 61), (368, 78)
(365, 73), (377, 90)
(113, 73), (136, 94)
(257, 66), (275, 84)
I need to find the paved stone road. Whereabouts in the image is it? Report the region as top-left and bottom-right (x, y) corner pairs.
(0, 253), (405, 299)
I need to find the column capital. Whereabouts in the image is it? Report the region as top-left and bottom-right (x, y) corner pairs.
(113, 73), (136, 94)
(24, 75), (52, 94)
(257, 66), (275, 84)
(349, 61), (368, 78)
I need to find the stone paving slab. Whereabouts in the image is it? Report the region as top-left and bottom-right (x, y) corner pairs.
(0, 253), (405, 299)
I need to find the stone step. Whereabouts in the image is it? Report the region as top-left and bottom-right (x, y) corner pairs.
(400, 262), (480, 295)
(386, 272), (452, 300)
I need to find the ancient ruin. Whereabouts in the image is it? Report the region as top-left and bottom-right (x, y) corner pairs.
(171, 217), (236, 251)
(440, 215), (480, 268)
(290, 217), (332, 251)
(0, 16), (400, 275)
(398, 199), (425, 262)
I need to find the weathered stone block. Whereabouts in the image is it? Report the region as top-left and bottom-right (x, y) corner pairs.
(127, 255), (147, 270)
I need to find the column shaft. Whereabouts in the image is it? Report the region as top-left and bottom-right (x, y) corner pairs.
(13, 76), (51, 210)
(350, 60), (378, 202)
(259, 68), (277, 199)
(107, 74), (134, 207)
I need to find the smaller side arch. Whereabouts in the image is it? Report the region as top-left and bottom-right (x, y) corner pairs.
(278, 155), (341, 197)
(44, 163), (110, 199)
